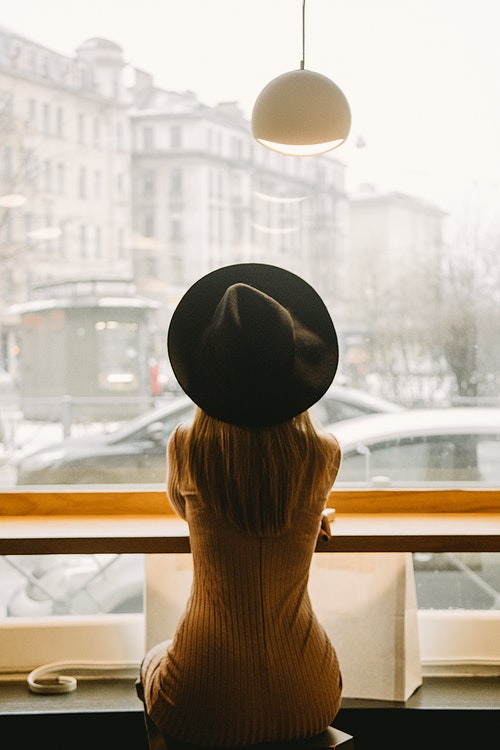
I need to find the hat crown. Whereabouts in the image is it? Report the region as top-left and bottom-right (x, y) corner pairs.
(206, 283), (295, 381)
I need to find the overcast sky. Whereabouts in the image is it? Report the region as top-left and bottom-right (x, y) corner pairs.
(2, 0), (500, 213)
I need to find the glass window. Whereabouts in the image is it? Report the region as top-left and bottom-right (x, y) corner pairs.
(0, 0), (499, 671)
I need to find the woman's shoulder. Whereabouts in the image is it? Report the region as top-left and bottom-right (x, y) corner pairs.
(318, 430), (342, 479)
(167, 422), (191, 466)
(168, 421), (190, 445)
(319, 430), (341, 454)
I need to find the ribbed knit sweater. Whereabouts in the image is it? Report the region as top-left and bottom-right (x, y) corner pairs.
(141, 427), (342, 747)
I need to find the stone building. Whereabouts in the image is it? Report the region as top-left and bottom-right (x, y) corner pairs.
(0, 25), (349, 373)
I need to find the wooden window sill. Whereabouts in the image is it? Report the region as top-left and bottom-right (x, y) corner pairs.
(0, 512), (499, 554)
(0, 488), (498, 554)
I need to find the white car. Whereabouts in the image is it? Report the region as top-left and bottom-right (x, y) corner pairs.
(329, 407), (500, 486)
(328, 407), (500, 609)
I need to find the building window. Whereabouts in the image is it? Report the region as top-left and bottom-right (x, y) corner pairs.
(232, 137), (242, 160)
(116, 121), (123, 150)
(27, 98), (36, 126)
(93, 116), (101, 145)
(94, 170), (101, 198)
(169, 168), (182, 195)
(78, 166), (87, 199)
(42, 102), (50, 134)
(42, 159), (51, 191)
(56, 106), (64, 137)
(79, 224), (87, 257)
(171, 125), (182, 148)
(143, 126), (154, 149)
(78, 112), (85, 144)
(170, 216), (183, 241)
(144, 214), (155, 237)
(142, 170), (155, 196)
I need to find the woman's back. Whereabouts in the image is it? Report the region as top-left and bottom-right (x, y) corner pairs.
(142, 430), (342, 746)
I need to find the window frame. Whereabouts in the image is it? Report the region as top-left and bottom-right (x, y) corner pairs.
(0, 486), (499, 673)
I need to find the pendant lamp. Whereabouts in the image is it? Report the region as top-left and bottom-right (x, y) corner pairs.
(251, 0), (351, 157)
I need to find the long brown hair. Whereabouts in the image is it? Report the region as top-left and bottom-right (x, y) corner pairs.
(183, 408), (337, 535)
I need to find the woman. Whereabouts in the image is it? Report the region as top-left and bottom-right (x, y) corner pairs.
(138, 263), (343, 748)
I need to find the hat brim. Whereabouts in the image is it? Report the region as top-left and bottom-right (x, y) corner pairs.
(167, 263), (339, 426)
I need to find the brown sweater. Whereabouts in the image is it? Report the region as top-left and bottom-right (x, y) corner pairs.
(141, 428), (342, 747)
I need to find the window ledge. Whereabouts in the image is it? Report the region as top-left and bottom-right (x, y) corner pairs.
(0, 676), (498, 750)
(1, 674), (498, 715)
(0, 676), (500, 721)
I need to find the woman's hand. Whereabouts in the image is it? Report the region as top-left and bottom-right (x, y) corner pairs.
(318, 507), (336, 542)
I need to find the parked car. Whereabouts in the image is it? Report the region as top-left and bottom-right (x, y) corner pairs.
(329, 407), (500, 485)
(4, 553), (144, 617)
(16, 396), (196, 485)
(8, 406), (500, 616)
(327, 407), (500, 609)
(15, 386), (403, 485)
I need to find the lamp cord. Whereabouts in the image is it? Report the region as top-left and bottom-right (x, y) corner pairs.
(300, 0), (306, 69)
(27, 660), (140, 695)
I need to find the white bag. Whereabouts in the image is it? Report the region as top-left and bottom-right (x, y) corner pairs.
(145, 553), (193, 651)
(308, 552), (422, 701)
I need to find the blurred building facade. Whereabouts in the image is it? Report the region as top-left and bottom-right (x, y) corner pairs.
(0, 25), (444, 388)
(0, 27), (349, 358)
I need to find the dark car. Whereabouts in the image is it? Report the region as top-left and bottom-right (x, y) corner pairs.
(16, 387), (402, 485)
(16, 397), (195, 485)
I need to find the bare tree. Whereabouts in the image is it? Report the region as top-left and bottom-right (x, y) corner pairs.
(350, 214), (500, 406)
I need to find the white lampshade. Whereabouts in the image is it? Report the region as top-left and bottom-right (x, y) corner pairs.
(251, 68), (351, 157)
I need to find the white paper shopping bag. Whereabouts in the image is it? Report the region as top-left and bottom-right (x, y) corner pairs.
(144, 553), (193, 651)
(309, 552), (422, 701)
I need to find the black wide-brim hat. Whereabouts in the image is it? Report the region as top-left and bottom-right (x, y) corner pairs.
(167, 263), (339, 427)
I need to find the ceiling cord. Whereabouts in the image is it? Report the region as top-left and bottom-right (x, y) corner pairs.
(300, 0), (306, 70)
